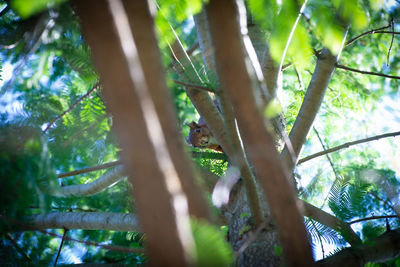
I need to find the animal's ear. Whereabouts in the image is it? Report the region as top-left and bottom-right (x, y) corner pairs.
(186, 121), (198, 129)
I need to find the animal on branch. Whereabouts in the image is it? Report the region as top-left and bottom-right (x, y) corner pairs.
(187, 118), (223, 152)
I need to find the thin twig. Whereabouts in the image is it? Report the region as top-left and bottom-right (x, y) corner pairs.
(298, 130), (400, 164)
(374, 30), (400, 35)
(387, 18), (395, 66)
(345, 24), (392, 46)
(57, 151), (227, 179)
(313, 128), (341, 208)
(39, 230), (145, 254)
(173, 79), (216, 93)
(57, 160), (121, 178)
(349, 215), (399, 224)
(5, 233), (32, 262)
(191, 151), (228, 160)
(43, 83), (99, 133)
(278, 0), (309, 75)
(54, 229), (68, 266)
(335, 64), (400, 79)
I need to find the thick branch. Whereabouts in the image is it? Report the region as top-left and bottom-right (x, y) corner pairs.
(27, 212), (140, 232)
(59, 167), (125, 197)
(170, 40), (234, 157)
(206, 1), (314, 265)
(76, 0), (192, 264)
(281, 49), (337, 173)
(298, 130), (400, 164)
(124, 0), (211, 221)
(317, 229), (400, 267)
(302, 200), (361, 245)
(194, 7), (263, 226)
(336, 64), (400, 79)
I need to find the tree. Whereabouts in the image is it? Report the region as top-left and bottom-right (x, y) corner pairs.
(1, 0), (400, 266)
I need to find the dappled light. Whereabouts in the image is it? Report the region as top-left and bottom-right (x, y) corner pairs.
(1, 0), (400, 266)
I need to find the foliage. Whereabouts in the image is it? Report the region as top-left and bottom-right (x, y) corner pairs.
(1, 0), (400, 265)
(11, 0), (67, 19)
(191, 219), (234, 266)
(0, 122), (56, 231)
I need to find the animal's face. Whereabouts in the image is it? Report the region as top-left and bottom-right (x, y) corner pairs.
(187, 121), (213, 148)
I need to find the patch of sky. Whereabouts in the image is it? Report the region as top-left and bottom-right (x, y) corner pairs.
(0, 61), (24, 120)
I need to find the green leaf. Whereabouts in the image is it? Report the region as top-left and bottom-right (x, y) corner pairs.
(264, 98), (283, 119)
(11, 0), (67, 18)
(191, 219), (234, 266)
(274, 245), (283, 257)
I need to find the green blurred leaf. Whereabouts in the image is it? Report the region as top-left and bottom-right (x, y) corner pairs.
(11, 0), (67, 18)
(264, 98), (283, 119)
(192, 219), (234, 266)
(274, 245), (283, 256)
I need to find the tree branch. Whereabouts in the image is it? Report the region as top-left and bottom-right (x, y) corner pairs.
(387, 19), (395, 66)
(57, 160), (121, 178)
(336, 64), (400, 79)
(125, 0), (211, 221)
(25, 212), (140, 232)
(5, 233), (31, 262)
(345, 24), (392, 46)
(43, 83), (99, 133)
(76, 1), (193, 264)
(0, 5), (10, 17)
(58, 167), (125, 197)
(317, 229), (400, 266)
(281, 48), (337, 174)
(194, 8), (264, 226)
(302, 200), (362, 245)
(169, 38), (234, 157)
(206, 1), (314, 265)
(54, 229), (68, 266)
(349, 215), (400, 225)
(298, 130), (400, 164)
(40, 230), (145, 254)
(173, 79), (216, 93)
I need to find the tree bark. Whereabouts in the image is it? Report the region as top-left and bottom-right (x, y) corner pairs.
(281, 49), (337, 174)
(75, 0), (193, 265)
(123, 0), (211, 221)
(206, 0), (314, 266)
(302, 200), (361, 245)
(194, 8), (264, 226)
(58, 167), (125, 197)
(28, 212), (139, 232)
(317, 229), (400, 267)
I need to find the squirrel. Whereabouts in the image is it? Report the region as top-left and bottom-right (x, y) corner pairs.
(187, 117), (223, 152)
(186, 99), (223, 152)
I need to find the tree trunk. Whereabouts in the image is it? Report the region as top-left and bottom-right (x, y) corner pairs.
(206, 0), (314, 266)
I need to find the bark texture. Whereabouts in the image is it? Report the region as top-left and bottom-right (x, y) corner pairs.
(123, 0), (211, 221)
(317, 229), (400, 267)
(194, 8), (264, 226)
(30, 212), (139, 232)
(75, 0), (192, 265)
(59, 167), (125, 197)
(206, 0), (314, 266)
(281, 49), (337, 173)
